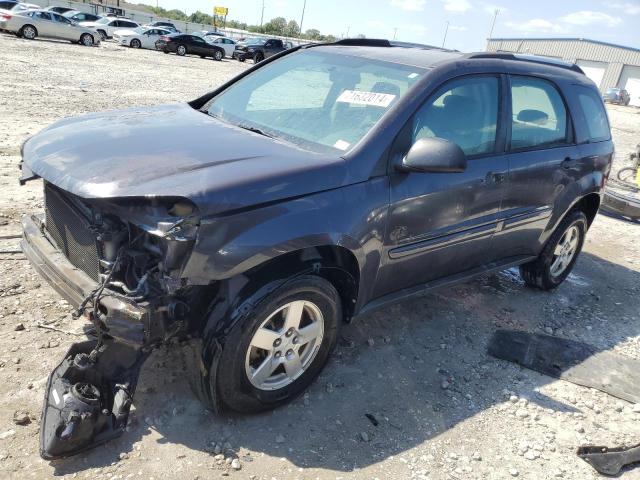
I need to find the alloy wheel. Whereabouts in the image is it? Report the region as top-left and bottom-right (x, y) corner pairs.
(550, 225), (580, 277)
(81, 34), (93, 46)
(23, 26), (36, 39)
(245, 300), (325, 391)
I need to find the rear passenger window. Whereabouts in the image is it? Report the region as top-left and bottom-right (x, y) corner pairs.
(510, 77), (568, 150)
(413, 76), (499, 156)
(577, 88), (610, 142)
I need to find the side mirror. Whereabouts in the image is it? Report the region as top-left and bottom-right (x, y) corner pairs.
(398, 137), (467, 173)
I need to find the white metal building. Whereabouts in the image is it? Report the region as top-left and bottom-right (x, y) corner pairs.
(486, 38), (640, 106)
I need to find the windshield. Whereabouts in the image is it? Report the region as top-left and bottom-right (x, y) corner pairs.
(606, 88), (620, 94)
(206, 49), (425, 154)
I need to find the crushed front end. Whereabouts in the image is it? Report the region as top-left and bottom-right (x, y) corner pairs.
(21, 181), (201, 459)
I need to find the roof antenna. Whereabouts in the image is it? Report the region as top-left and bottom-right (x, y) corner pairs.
(488, 9), (500, 39)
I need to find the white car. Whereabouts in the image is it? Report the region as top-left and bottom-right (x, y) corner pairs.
(204, 36), (236, 58)
(0, 1), (38, 15)
(80, 16), (139, 40)
(113, 26), (171, 49)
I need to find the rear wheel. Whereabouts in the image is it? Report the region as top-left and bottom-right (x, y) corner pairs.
(177, 44), (187, 56)
(193, 275), (341, 413)
(238, 56), (245, 62)
(254, 52), (264, 63)
(20, 25), (37, 40)
(213, 49), (223, 61)
(80, 33), (94, 47)
(520, 210), (587, 290)
(130, 38), (141, 48)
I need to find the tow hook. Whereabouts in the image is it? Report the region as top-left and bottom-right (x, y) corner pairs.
(40, 340), (149, 460)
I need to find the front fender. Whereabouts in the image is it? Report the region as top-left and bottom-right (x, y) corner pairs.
(181, 179), (389, 304)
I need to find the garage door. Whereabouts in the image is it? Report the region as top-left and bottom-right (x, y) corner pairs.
(619, 65), (640, 107)
(576, 60), (607, 90)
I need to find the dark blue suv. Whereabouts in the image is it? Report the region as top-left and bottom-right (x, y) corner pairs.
(20, 39), (613, 459)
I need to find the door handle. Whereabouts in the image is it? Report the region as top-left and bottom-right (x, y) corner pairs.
(485, 172), (507, 184)
(562, 157), (578, 169)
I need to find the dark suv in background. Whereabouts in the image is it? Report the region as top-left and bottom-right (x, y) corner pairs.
(235, 37), (291, 62)
(20, 39), (612, 459)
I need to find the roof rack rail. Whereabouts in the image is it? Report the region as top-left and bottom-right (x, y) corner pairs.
(465, 52), (584, 74)
(333, 38), (392, 47)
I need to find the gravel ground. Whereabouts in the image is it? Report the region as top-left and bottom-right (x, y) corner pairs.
(1, 33), (640, 480)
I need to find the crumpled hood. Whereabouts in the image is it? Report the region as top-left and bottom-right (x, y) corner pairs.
(22, 104), (350, 216)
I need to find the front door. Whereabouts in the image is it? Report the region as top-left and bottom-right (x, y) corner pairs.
(373, 74), (509, 299)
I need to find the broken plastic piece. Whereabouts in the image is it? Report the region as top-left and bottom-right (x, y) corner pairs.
(578, 444), (640, 476)
(40, 340), (148, 459)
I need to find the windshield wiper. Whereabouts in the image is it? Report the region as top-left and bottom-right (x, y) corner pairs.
(235, 124), (273, 138)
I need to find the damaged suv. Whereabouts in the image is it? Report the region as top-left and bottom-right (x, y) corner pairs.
(20, 39), (612, 459)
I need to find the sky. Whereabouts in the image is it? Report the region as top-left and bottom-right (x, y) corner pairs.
(143, 0), (640, 52)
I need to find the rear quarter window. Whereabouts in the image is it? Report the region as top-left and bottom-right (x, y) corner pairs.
(577, 87), (611, 142)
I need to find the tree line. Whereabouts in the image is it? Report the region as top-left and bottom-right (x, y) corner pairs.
(137, 5), (339, 41)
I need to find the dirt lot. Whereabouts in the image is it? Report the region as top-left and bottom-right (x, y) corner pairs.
(1, 33), (640, 480)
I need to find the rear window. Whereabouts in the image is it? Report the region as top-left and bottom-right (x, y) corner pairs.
(578, 87), (611, 142)
(0, 1), (16, 8)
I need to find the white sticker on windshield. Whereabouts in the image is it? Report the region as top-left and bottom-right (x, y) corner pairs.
(408, 73), (419, 79)
(334, 140), (350, 151)
(336, 90), (396, 108)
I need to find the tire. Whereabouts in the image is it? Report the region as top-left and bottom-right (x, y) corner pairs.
(80, 33), (93, 47)
(130, 38), (141, 48)
(97, 30), (107, 41)
(20, 25), (37, 40)
(176, 44), (186, 56)
(213, 49), (223, 61)
(254, 53), (264, 63)
(617, 167), (637, 184)
(238, 56), (245, 62)
(163, 50), (169, 54)
(196, 275), (341, 413)
(520, 210), (588, 290)
(625, 98), (630, 106)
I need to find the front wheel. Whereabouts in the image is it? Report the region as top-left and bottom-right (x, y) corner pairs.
(130, 38), (141, 48)
(195, 275), (341, 413)
(520, 210), (587, 290)
(254, 53), (264, 63)
(176, 44), (187, 56)
(80, 33), (94, 47)
(97, 30), (107, 41)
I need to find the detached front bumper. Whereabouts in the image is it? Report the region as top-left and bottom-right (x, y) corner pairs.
(21, 214), (147, 346)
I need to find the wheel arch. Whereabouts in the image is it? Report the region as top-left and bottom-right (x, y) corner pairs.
(572, 192), (601, 227)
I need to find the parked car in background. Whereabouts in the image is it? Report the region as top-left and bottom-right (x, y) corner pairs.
(603, 87), (631, 105)
(235, 38), (289, 62)
(144, 20), (178, 32)
(0, 1), (38, 15)
(63, 10), (102, 23)
(156, 33), (225, 60)
(44, 6), (75, 15)
(195, 29), (224, 38)
(80, 16), (139, 40)
(0, 9), (99, 45)
(114, 26), (171, 49)
(21, 40), (612, 460)
(204, 35), (236, 57)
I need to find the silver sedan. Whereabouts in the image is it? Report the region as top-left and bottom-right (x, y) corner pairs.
(0, 9), (100, 46)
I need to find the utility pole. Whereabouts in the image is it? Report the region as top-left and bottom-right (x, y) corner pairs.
(488, 8), (499, 39)
(441, 20), (449, 48)
(260, 0), (265, 28)
(299, 0), (307, 37)
(393, 27), (398, 40)
(346, 25), (350, 38)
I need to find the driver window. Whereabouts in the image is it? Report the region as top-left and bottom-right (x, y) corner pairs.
(412, 76), (499, 156)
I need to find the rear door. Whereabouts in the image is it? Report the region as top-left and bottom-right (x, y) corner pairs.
(492, 75), (577, 259)
(264, 39), (283, 58)
(374, 74), (510, 298)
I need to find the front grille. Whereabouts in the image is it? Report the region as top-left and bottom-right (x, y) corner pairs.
(44, 183), (102, 281)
